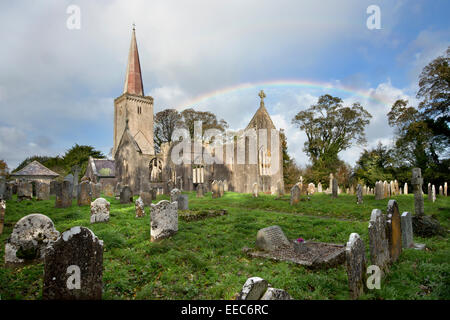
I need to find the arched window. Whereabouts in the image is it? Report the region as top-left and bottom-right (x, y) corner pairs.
(149, 158), (163, 182)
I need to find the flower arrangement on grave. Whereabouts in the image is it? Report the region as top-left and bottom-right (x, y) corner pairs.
(294, 237), (308, 254)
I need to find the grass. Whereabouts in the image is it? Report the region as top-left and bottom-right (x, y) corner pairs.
(0, 191), (449, 300)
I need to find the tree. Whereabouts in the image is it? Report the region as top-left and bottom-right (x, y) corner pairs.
(280, 129), (300, 188)
(63, 144), (105, 176)
(292, 94), (372, 173)
(180, 108), (229, 138)
(0, 159), (9, 178)
(154, 109), (182, 153)
(354, 142), (394, 186)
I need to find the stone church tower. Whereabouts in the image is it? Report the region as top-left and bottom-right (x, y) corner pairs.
(113, 26), (154, 157)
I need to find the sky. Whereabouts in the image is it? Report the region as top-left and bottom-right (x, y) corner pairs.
(0, 0), (449, 170)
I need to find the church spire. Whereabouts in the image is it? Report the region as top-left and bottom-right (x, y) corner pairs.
(123, 24), (144, 96)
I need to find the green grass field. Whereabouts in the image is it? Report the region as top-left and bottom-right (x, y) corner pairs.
(1, 191), (449, 300)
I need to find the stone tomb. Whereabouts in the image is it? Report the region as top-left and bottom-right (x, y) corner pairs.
(17, 181), (33, 201)
(120, 186), (133, 204)
(345, 233), (367, 299)
(90, 198), (110, 223)
(386, 200), (402, 263)
(150, 200), (178, 242)
(42, 226), (103, 300)
(55, 181), (72, 208)
(368, 209), (390, 272)
(5, 214), (60, 266)
(246, 225), (346, 269)
(135, 197), (145, 218)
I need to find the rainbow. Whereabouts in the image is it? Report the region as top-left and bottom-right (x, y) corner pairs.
(177, 79), (389, 109)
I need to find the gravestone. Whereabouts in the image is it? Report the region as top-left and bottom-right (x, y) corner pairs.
(5, 214), (60, 265)
(331, 178), (338, 198)
(114, 182), (122, 199)
(103, 184), (114, 197)
(71, 165), (81, 198)
(42, 226), (103, 300)
(150, 200), (178, 242)
(255, 226), (291, 252)
(196, 183), (204, 198)
(404, 183), (408, 195)
(77, 181), (92, 206)
(211, 181), (219, 198)
(166, 180), (174, 195)
(140, 191), (153, 206)
(427, 183), (432, 201)
(290, 184), (300, 205)
(135, 197), (145, 218)
(276, 180), (284, 198)
(237, 277), (268, 300)
(252, 182), (258, 198)
(219, 180), (224, 197)
(386, 200), (402, 263)
(50, 181), (57, 196)
(317, 182), (322, 193)
(36, 182), (50, 201)
(445, 182), (447, 197)
(368, 209), (389, 272)
(260, 288), (292, 300)
(400, 212), (413, 249)
(177, 195), (188, 210)
(170, 188), (181, 203)
(307, 183), (315, 195)
(55, 181), (72, 208)
(374, 181), (382, 200)
(431, 185), (436, 202)
(17, 181), (33, 201)
(92, 183), (102, 199)
(223, 180), (228, 192)
(90, 198), (110, 223)
(64, 174), (74, 197)
(383, 181), (388, 198)
(439, 185), (443, 196)
(0, 200), (5, 235)
(345, 233), (367, 300)
(150, 187), (157, 200)
(356, 184), (363, 204)
(120, 186), (133, 204)
(411, 168), (424, 217)
(0, 180), (5, 200)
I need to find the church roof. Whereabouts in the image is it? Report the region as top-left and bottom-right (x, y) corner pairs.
(123, 26), (144, 96)
(12, 160), (59, 177)
(246, 90), (276, 130)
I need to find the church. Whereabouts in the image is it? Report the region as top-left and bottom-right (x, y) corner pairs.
(85, 27), (284, 195)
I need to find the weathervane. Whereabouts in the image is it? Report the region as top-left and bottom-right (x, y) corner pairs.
(258, 90), (266, 107)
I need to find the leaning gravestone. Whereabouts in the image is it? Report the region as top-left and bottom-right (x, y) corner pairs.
(177, 194), (189, 210)
(170, 188), (181, 203)
(196, 183), (204, 198)
(135, 197), (145, 218)
(92, 183), (102, 199)
(42, 226), (103, 300)
(0, 200), (5, 235)
(36, 182), (50, 201)
(211, 181), (220, 198)
(368, 209), (390, 272)
(17, 181), (33, 201)
(120, 186), (133, 204)
(331, 178), (338, 198)
(5, 214), (60, 266)
(401, 212), (413, 249)
(290, 184), (300, 205)
(238, 277), (268, 300)
(150, 200), (178, 242)
(356, 184), (363, 204)
(77, 181), (92, 206)
(55, 181), (72, 208)
(140, 191), (152, 206)
(345, 233), (367, 300)
(255, 226), (291, 252)
(386, 200), (402, 263)
(90, 198), (110, 224)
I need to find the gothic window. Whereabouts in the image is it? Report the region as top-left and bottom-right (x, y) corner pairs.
(149, 158), (163, 182)
(192, 165), (205, 184)
(259, 149), (271, 176)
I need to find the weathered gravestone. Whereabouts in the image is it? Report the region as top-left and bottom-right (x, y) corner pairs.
(412, 168), (424, 216)
(177, 195), (189, 210)
(103, 184), (114, 197)
(5, 214), (59, 266)
(92, 183), (102, 199)
(317, 182), (322, 193)
(356, 184), (363, 204)
(368, 209), (390, 272)
(237, 277), (268, 300)
(211, 181), (220, 198)
(219, 180), (224, 197)
(114, 182), (122, 199)
(36, 182), (50, 201)
(0, 200), (5, 235)
(252, 182), (258, 198)
(71, 165), (80, 198)
(196, 183), (204, 198)
(50, 181), (57, 196)
(17, 181), (33, 201)
(223, 180), (228, 192)
(135, 197), (145, 218)
(260, 288), (292, 300)
(55, 181), (72, 208)
(431, 185), (436, 202)
(401, 212), (413, 249)
(255, 225), (291, 252)
(307, 183), (315, 195)
(90, 198), (110, 223)
(374, 181), (382, 200)
(77, 181), (92, 206)
(386, 200), (402, 263)
(290, 184), (300, 205)
(170, 188), (181, 203)
(331, 178), (338, 198)
(0, 180), (5, 200)
(427, 183), (432, 201)
(1, 182), (12, 200)
(140, 191), (152, 206)
(42, 226), (103, 300)
(120, 185), (133, 204)
(439, 185), (443, 196)
(345, 233), (367, 300)
(150, 200), (178, 242)
(444, 182), (447, 197)
(404, 183), (408, 195)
